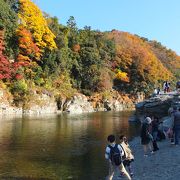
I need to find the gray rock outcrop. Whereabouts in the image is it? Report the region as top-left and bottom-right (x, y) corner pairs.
(135, 93), (180, 120)
(64, 94), (94, 114)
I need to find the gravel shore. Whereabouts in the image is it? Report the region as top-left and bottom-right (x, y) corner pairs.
(129, 137), (180, 180)
(109, 137), (180, 180)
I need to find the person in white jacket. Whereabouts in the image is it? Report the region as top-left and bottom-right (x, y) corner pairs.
(119, 135), (134, 177)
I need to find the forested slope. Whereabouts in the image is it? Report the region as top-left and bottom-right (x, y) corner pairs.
(0, 0), (179, 107)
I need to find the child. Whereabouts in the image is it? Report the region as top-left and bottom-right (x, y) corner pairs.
(119, 135), (134, 177)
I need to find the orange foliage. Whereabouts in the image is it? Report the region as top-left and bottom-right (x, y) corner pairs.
(72, 44), (80, 52)
(107, 30), (172, 84)
(16, 25), (40, 65)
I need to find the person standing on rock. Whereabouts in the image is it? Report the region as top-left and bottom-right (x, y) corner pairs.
(105, 134), (131, 180)
(153, 88), (158, 96)
(163, 81), (169, 93)
(140, 117), (154, 156)
(172, 107), (180, 145)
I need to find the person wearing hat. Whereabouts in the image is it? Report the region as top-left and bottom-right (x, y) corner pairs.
(140, 117), (154, 156)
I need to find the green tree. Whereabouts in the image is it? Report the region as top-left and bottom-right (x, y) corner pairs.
(79, 47), (101, 92)
(45, 14), (69, 49)
(66, 16), (79, 49)
(0, 0), (18, 58)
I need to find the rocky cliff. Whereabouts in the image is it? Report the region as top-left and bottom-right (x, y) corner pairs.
(135, 92), (180, 121)
(0, 88), (144, 115)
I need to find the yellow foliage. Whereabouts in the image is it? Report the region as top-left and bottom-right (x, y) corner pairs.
(18, 0), (57, 52)
(116, 70), (129, 82)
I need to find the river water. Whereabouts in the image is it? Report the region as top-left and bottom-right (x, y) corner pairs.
(0, 111), (140, 180)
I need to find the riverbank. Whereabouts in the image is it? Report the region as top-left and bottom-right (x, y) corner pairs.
(0, 88), (143, 115)
(111, 137), (180, 180)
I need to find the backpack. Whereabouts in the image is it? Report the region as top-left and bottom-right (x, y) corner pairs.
(108, 144), (122, 166)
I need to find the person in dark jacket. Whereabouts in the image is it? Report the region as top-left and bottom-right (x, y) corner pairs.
(172, 108), (180, 145)
(140, 117), (154, 156)
(151, 116), (159, 151)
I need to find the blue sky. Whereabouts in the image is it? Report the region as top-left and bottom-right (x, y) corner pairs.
(36, 0), (180, 55)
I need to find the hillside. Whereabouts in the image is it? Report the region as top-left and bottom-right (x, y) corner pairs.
(0, 0), (179, 109)
(106, 30), (175, 93)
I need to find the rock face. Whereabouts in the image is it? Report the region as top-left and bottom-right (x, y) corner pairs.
(0, 88), (143, 115)
(23, 93), (57, 115)
(64, 94), (94, 114)
(0, 89), (57, 115)
(89, 90), (136, 112)
(0, 89), (23, 115)
(135, 93), (180, 121)
(103, 99), (134, 111)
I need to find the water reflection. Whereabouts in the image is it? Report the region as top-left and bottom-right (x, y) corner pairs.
(0, 111), (140, 180)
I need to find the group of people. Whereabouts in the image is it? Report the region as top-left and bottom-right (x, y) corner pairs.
(153, 81), (171, 96)
(153, 80), (180, 96)
(105, 106), (180, 179)
(105, 134), (134, 180)
(141, 106), (180, 156)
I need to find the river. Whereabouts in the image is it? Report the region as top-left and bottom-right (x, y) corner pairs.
(0, 111), (140, 180)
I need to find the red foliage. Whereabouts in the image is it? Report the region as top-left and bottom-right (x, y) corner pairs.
(0, 29), (21, 80)
(15, 74), (23, 80)
(0, 30), (12, 80)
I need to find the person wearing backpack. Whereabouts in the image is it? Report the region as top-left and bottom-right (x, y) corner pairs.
(105, 134), (131, 180)
(119, 135), (134, 177)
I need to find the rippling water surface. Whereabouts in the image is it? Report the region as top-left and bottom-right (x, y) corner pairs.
(0, 111), (140, 180)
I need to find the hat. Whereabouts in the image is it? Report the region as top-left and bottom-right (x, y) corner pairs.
(145, 117), (152, 124)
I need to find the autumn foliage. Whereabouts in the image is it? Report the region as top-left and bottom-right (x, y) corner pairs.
(116, 70), (129, 82)
(0, 0), (179, 100)
(0, 29), (19, 80)
(18, 0), (56, 52)
(16, 25), (40, 65)
(107, 30), (173, 91)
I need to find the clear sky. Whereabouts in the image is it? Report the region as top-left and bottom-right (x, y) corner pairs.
(36, 0), (180, 55)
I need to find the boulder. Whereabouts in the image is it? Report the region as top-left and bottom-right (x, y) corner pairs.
(135, 93), (180, 120)
(64, 94), (94, 114)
